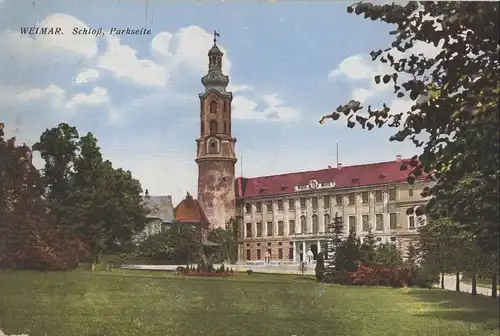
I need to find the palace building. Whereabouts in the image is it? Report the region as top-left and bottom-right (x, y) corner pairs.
(194, 34), (429, 264)
(234, 159), (429, 264)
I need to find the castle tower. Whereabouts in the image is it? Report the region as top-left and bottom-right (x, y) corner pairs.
(195, 31), (237, 230)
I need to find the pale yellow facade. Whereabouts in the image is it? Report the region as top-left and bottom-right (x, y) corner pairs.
(237, 180), (429, 264)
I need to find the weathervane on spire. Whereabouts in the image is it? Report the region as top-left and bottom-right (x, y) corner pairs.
(213, 30), (220, 44)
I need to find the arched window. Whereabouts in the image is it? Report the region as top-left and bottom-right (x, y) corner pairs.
(223, 121), (227, 133)
(300, 215), (306, 234)
(312, 215), (318, 233)
(210, 120), (217, 134)
(323, 214), (330, 233)
(210, 101), (217, 114)
(207, 138), (219, 154)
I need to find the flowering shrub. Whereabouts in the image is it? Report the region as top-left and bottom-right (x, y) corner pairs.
(183, 271), (233, 277)
(348, 264), (378, 286)
(347, 264), (407, 287)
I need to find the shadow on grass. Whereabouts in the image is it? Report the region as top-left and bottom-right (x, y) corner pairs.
(406, 288), (499, 332)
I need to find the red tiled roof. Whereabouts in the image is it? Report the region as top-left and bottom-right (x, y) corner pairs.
(174, 193), (210, 229)
(236, 159), (426, 198)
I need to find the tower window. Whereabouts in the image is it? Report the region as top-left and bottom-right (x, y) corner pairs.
(210, 120), (217, 134)
(224, 101), (228, 112)
(210, 101), (217, 114)
(223, 121), (227, 133)
(207, 138), (219, 154)
(201, 120), (204, 135)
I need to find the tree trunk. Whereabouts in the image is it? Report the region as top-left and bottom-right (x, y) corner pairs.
(492, 272), (498, 299)
(441, 271), (445, 289)
(471, 271), (477, 296)
(95, 254), (99, 264)
(455, 271), (460, 292)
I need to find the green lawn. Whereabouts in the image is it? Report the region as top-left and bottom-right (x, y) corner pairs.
(0, 269), (498, 336)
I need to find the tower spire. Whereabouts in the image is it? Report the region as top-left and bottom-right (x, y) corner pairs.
(213, 30), (220, 44)
(201, 30), (229, 93)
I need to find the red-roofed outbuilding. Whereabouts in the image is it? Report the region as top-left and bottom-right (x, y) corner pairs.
(174, 192), (210, 242)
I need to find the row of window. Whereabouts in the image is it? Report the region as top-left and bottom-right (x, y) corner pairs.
(201, 119), (230, 135)
(244, 188), (413, 214)
(206, 100), (229, 114)
(243, 213), (418, 238)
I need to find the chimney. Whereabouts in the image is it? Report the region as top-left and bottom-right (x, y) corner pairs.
(396, 155), (402, 162)
(328, 165), (332, 170)
(145, 189), (150, 199)
(337, 163), (343, 170)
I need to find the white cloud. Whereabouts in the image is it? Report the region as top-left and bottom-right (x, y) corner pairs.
(329, 55), (379, 81)
(172, 26), (231, 75)
(351, 88), (372, 103)
(66, 87), (109, 108)
(232, 93), (300, 121)
(16, 84), (65, 103)
(227, 84), (254, 94)
(75, 68), (100, 84)
(0, 14), (99, 62)
(330, 40), (443, 106)
(97, 35), (170, 87)
(150, 32), (174, 58)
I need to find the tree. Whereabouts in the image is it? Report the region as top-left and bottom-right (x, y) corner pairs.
(359, 227), (377, 267)
(374, 244), (403, 269)
(208, 218), (239, 264)
(418, 218), (462, 290)
(320, 2), (499, 258)
(298, 261), (308, 276)
(335, 230), (361, 272)
(0, 124), (89, 270)
(33, 123), (149, 263)
(165, 222), (202, 264)
(315, 252), (325, 281)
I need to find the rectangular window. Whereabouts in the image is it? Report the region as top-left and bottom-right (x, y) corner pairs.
(375, 190), (383, 203)
(267, 222), (273, 236)
(389, 188), (397, 201)
(278, 248), (283, 260)
(288, 199), (295, 210)
(256, 222), (262, 237)
(245, 223), (252, 238)
(256, 202), (262, 213)
(323, 195), (330, 208)
(336, 195), (343, 206)
(362, 215), (370, 232)
(278, 221), (284, 236)
(300, 198), (306, 209)
(245, 203), (251, 214)
(246, 249), (251, 260)
(349, 216), (356, 233)
(277, 200), (283, 211)
(256, 249), (261, 260)
(361, 192), (369, 204)
(312, 197), (318, 209)
(266, 201), (273, 213)
(408, 189), (414, 197)
(289, 220), (295, 235)
(409, 216), (415, 230)
(288, 247), (294, 260)
(348, 193), (355, 205)
(390, 213), (397, 230)
(376, 214), (384, 231)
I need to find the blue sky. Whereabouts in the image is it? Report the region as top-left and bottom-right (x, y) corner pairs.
(0, 0), (439, 204)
